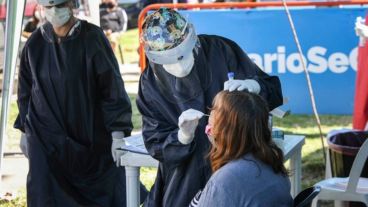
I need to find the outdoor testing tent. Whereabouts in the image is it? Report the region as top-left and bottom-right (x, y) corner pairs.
(0, 0), (100, 183)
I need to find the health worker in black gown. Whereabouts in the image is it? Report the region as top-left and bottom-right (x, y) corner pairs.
(14, 0), (147, 206)
(136, 8), (283, 207)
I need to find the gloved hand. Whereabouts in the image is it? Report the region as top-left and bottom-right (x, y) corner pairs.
(355, 17), (368, 39)
(20, 133), (28, 158)
(224, 79), (261, 94)
(111, 131), (126, 167)
(178, 109), (204, 145)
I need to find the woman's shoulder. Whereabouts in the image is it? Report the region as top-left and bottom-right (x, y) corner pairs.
(198, 156), (268, 206)
(213, 155), (261, 178)
(208, 155), (291, 202)
(210, 154), (288, 187)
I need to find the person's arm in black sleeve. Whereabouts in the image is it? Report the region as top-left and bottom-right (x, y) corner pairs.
(219, 37), (283, 110)
(254, 72), (283, 111)
(14, 47), (32, 132)
(136, 84), (195, 167)
(93, 33), (133, 136)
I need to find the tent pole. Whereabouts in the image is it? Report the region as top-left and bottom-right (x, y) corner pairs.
(281, 0), (326, 164)
(0, 0), (26, 183)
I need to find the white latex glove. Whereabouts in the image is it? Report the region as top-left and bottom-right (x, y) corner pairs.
(224, 79), (261, 94)
(20, 133), (28, 158)
(178, 109), (204, 145)
(355, 17), (368, 46)
(111, 131), (126, 167)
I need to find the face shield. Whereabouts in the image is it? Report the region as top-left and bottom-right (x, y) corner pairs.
(162, 52), (195, 78)
(145, 25), (198, 77)
(142, 8), (212, 103)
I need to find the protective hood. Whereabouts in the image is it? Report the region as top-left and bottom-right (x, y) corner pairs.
(40, 20), (81, 43)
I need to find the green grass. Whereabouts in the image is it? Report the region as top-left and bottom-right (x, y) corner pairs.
(140, 167), (157, 191)
(274, 115), (352, 189)
(3, 103), (21, 153)
(116, 29), (140, 64)
(129, 93), (142, 130)
(0, 190), (26, 207)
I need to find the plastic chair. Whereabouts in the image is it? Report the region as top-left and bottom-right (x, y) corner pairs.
(294, 186), (321, 207)
(311, 138), (368, 207)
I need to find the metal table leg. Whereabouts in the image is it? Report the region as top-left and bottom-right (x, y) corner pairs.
(125, 166), (140, 207)
(290, 147), (302, 197)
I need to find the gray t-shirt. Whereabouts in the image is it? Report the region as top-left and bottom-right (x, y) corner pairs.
(196, 154), (293, 207)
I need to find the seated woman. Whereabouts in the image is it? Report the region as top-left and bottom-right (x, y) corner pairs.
(192, 91), (293, 207)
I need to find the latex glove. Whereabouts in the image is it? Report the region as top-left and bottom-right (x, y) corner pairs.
(178, 109), (204, 145)
(224, 79), (261, 94)
(355, 17), (368, 39)
(111, 131), (126, 167)
(20, 133), (28, 158)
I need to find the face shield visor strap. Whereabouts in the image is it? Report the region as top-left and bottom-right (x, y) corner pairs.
(145, 25), (198, 65)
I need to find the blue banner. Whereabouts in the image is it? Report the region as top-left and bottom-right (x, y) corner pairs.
(180, 7), (366, 114)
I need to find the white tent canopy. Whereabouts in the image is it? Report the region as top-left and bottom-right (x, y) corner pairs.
(0, 0), (100, 183)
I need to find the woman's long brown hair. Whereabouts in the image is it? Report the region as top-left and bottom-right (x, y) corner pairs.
(209, 91), (287, 176)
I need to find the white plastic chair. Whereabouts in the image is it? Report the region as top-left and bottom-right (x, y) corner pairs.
(294, 186), (321, 207)
(312, 138), (368, 207)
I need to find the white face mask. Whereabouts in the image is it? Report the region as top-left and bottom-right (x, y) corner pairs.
(44, 6), (71, 27)
(162, 52), (195, 78)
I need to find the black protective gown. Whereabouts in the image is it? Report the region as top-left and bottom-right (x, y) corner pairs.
(14, 20), (147, 207)
(136, 35), (283, 207)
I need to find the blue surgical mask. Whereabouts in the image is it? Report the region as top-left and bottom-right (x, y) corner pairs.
(44, 6), (71, 27)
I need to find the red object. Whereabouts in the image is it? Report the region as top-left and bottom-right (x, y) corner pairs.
(0, 0), (37, 20)
(353, 15), (368, 130)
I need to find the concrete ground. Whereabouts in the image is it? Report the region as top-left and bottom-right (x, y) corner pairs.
(0, 63), (141, 199)
(1, 154), (28, 198)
